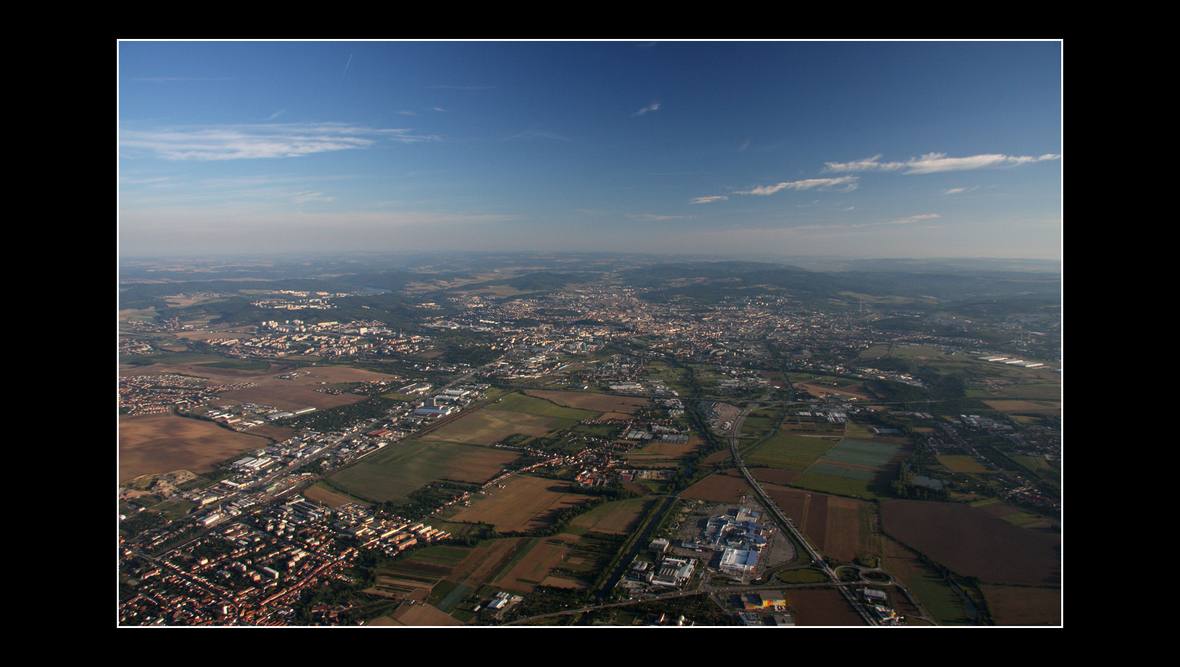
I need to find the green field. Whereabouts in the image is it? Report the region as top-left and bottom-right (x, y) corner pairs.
(790, 437), (903, 496)
(407, 545), (474, 567)
(815, 439), (901, 470)
(566, 497), (653, 536)
(966, 382), (1061, 400)
(152, 498), (197, 520)
(329, 439), (520, 503)
(571, 423), (623, 438)
(643, 361), (691, 394)
(903, 568), (972, 625)
(488, 392), (599, 421)
(745, 434), (839, 470)
(422, 392), (599, 447)
(938, 455), (991, 474)
(806, 462), (876, 481)
(380, 392), (417, 402)
(793, 472), (878, 499)
(1013, 455), (1057, 475)
(843, 421), (878, 439)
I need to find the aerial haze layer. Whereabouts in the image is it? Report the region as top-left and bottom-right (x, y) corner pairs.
(119, 41), (1061, 259)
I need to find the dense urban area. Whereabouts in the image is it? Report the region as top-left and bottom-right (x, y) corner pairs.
(118, 253), (1061, 626)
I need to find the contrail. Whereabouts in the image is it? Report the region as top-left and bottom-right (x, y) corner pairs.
(343, 53), (353, 78)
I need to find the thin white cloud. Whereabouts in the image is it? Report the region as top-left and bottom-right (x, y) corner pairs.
(627, 213), (687, 222)
(506, 129), (571, 142)
(736, 176), (859, 196)
(884, 213), (941, 225)
(432, 107), (447, 112)
(825, 152), (1060, 175)
(824, 155), (904, 172)
(944, 186), (980, 195)
(397, 110), (417, 116)
(632, 101), (661, 117)
(120, 123), (439, 161)
(266, 109), (286, 121)
(342, 53), (353, 78)
(292, 191), (335, 205)
(691, 195), (728, 205)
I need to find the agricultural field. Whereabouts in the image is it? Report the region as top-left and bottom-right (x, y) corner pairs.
(737, 407), (783, 444)
(491, 392), (601, 419)
(681, 472), (755, 503)
(302, 482), (370, 508)
(880, 500), (1060, 586)
(980, 584), (1060, 625)
(785, 588), (865, 626)
(701, 449), (734, 466)
(123, 359), (400, 412)
(843, 421), (877, 439)
(329, 439), (520, 503)
(429, 538), (529, 614)
(812, 438), (901, 472)
(970, 498), (1057, 530)
(624, 437), (705, 468)
(422, 392), (597, 446)
(217, 365), (400, 411)
(642, 360), (691, 395)
(860, 344), (1061, 402)
(152, 498), (197, 520)
(792, 472), (880, 500)
(405, 544), (474, 568)
(881, 535), (972, 625)
(937, 455), (992, 474)
(566, 497), (653, 536)
(749, 467), (802, 486)
(119, 307), (158, 322)
(967, 382), (1061, 401)
(776, 437), (904, 499)
(794, 381), (872, 401)
(524, 390), (649, 414)
(777, 416), (847, 437)
(492, 534), (582, 593)
(1012, 454), (1058, 476)
(119, 413), (271, 482)
(364, 562), (441, 603)
(982, 399), (1061, 416)
(448, 475), (596, 533)
(367, 603), (463, 626)
(758, 484), (879, 563)
(420, 409), (570, 446)
(744, 433), (840, 470)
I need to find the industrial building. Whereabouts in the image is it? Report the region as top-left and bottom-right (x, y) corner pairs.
(719, 547), (759, 576)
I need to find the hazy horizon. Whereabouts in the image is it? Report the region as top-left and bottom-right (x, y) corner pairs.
(119, 41), (1062, 259)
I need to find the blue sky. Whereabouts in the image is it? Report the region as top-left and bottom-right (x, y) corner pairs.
(119, 41), (1061, 259)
